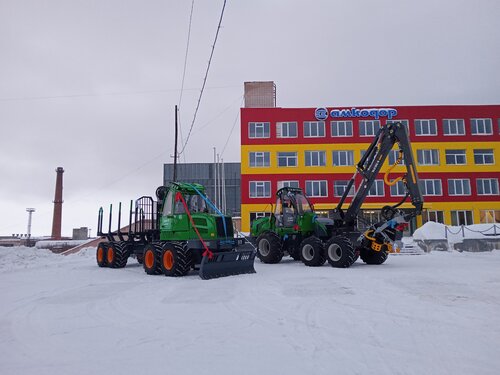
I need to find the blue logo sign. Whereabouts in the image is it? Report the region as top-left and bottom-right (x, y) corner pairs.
(314, 107), (329, 121)
(314, 107), (398, 120)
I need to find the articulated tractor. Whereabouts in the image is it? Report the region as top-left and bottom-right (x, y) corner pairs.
(251, 121), (424, 268)
(96, 182), (256, 279)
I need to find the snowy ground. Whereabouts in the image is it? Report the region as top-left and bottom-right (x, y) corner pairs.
(1, 246), (500, 375)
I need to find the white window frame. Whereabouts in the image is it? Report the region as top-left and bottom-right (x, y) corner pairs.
(305, 180), (328, 197)
(305, 150), (326, 167)
(443, 119), (465, 135)
(277, 152), (298, 167)
(415, 119), (437, 136)
(277, 181), (300, 190)
(480, 210), (500, 224)
(248, 122), (270, 139)
(445, 149), (467, 165)
(425, 210), (444, 224)
(331, 121), (353, 137)
(332, 150), (354, 166)
(390, 180), (407, 197)
(249, 151), (270, 167)
(417, 149), (440, 165)
(477, 178), (499, 195)
(359, 120), (381, 137)
(367, 180), (385, 197)
(388, 149), (406, 166)
(333, 180), (355, 197)
(448, 179), (471, 196)
(304, 121), (325, 138)
(471, 118), (493, 135)
(249, 181), (271, 198)
(276, 122), (298, 138)
(474, 149), (495, 165)
(451, 210), (474, 226)
(419, 179), (443, 196)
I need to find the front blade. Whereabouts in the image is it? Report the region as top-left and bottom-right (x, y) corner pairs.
(199, 248), (256, 280)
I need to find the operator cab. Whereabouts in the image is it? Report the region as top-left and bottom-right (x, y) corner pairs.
(274, 187), (313, 227)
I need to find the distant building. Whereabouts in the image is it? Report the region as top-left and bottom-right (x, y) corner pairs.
(163, 162), (241, 217)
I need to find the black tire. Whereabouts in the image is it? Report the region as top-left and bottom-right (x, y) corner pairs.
(360, 245), (389, 265)
(96, 242), (108, 267)
(256, 232), (283, 264)
(143, 243), (162, 275)
(160, 241), (193, 277)
(300, 236), (326, 267)
(106, 242), (130, 268)
(325, 236), (356, 268)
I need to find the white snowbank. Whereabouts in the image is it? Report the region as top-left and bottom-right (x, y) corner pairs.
(413, 221), (500, 243)
(1, 245), (500, 375)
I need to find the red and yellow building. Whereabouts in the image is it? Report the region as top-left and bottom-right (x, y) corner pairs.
(240, 104), (500, 232)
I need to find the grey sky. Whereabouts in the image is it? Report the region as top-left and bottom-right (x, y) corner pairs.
(1, 0), (499, 237)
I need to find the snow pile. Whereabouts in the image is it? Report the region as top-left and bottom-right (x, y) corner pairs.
(414, 222), (500, 243)
(0, 246), (64, 271)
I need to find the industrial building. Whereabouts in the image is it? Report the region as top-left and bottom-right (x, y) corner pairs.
(163, 162), (241, 217)
(240, 83), (500, 232)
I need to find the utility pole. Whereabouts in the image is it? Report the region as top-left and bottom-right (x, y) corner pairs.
(173, 105), (179, 182)
(213, 147), (217, 207)
(26, 208), (35, 246)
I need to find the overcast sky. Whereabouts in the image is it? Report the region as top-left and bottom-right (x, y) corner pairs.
(1, 0), (499, 237)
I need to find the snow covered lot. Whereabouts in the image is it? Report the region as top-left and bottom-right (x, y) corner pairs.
(1, 246), (499, 375)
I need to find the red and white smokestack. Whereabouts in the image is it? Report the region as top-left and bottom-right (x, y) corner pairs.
(51, 167), (64, 240)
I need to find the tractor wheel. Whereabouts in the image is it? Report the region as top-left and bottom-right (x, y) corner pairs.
(160, 241), (192, 277)
(143, 243), (162, 275)
(106, 242), (129, 268)
(300, 236), (326, 267)
(256, 232), (283, 264)
(360, 245), (389, 265)
(96, 242), (108, 267)
(325, 236), (356, 268)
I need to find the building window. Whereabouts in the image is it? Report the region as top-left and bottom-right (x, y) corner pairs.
(334, 180), (355, 197)
(474, 149), (494, 165)
(248, 122), (270, 138)
(388, 149), (406, 165)
(276, 122), (298, 138)
(331, 121), (353, 137)
(480, 210), (500, 223)
(277, 152), (297, 167)
(249, 152), (270, 167)
(277, 181), (300, 189)
(305, 151), (326, 166)
(415, 119), (437, 136)
(424, 210), (444, 224)
(332, 150), (354, 166)
(304, 121), (325, 137)
(359, 120), (380, 136)
(451, 210), (473, 226)
(443, 119), (465, 135)
(250, 212), (272, 225)
(367, 180), (385, 197)
(477, 178), (499, 195)
(305, 180), (328, 197)
(387, 119), (409, 128)
(418, 179), (442, 196)
(417, 149), (440, 165)
(249, 181), (271, 198)
(445, 149), (466, 165)
(390, 180), (407, 196)
(448, 179), (471, 196)
(471, 118), (493, 135)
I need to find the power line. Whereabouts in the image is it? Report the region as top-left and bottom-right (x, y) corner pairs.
(177, 0), (196, 162)
(220, 96), (244, 158)
(179, 0), (227, 156)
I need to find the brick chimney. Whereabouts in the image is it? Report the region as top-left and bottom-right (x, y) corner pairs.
(51, 167), (64, 240)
